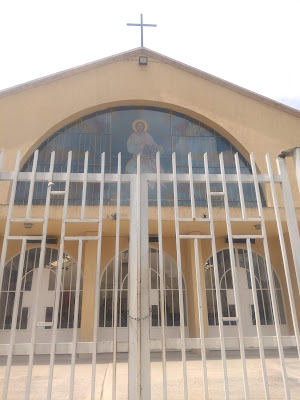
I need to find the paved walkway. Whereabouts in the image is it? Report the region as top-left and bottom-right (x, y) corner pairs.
(0, 350), (299, 399)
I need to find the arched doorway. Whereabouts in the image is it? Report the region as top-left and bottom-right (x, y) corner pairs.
(98, 248), (188, 342)
(205, 248), (288, 337)
(0, 247), (82, 345)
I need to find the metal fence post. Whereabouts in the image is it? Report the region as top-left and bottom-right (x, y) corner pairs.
(277, 154), (300, 295)
(293, 147), (300, 194)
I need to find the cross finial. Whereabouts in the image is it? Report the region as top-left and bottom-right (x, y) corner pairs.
(127, 14), (157, 47)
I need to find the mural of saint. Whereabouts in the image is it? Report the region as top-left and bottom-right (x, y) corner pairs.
(125, 119), (163, 173)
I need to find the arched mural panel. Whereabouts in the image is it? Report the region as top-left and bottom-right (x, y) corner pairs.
(15, 106), (265, 207)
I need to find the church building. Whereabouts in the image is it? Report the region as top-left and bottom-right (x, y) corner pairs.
(0, 47), (299, 399)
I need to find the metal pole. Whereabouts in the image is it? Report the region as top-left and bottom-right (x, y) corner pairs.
(293, 147), (300, 194)
(141, 14), (143, 47)
(251, 153), (290, 399)
(219, 153), (249, 399)
(128, 175), (139, 400)
(277, 156), (300, 294)
(140, 164), (151, 399)
(156, 152), (167, 400)
(172, 153), (189, 400)
(112, 153), (122, 399)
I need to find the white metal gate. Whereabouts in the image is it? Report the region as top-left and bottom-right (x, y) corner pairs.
(0, 148), (300, 399)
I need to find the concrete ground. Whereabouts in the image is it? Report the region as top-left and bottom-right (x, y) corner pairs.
(0, 350), (299, 399)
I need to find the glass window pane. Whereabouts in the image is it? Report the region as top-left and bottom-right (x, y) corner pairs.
(258, 257), (268, 289)
(20, 307), (29, 329)
(276, 290), (286, 324)
(45, 307), (53, 330)
(205, 262), (213, 289)
(99, 291), (105, 327)
(107, 264), (114, 290)
(262, 290), (274, 325)
(0, 292), (8, 329)
(257, 290), (266, 325)
(229, 304), (237, 326)
(251, 305), (256, 325)
(105, 291), (113, 327)
(121, 291), (128, 327)
(60, 291), (70, 328)
(173, 291), (180, 326)
(152, 305), (159, 327)
(165, 291), (173, 326)
(100, 270), (106, 289)
(68, 292), (75, 328)
(4, 292), (15, 329)
(206, 290), (215, 326)
(2, 262), (11, 291)
(48, 271), (56, 291)
(221, 290), (229, 325)
(151, 269), (157, 289)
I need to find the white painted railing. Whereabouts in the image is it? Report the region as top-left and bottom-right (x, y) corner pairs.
(0, 148), (299, 399)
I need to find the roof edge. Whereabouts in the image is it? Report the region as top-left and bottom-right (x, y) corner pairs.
(1, 47), (300, 118)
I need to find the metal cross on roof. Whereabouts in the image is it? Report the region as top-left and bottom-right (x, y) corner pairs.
(127, 14), (157, 47)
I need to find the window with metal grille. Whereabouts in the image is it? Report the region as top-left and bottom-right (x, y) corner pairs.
(0, 248), (83, 331)
(205, 248), (286, 326)
(99, 248), (187, 328)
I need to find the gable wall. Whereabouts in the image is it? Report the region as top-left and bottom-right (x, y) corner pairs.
(0, 52), (299, 176)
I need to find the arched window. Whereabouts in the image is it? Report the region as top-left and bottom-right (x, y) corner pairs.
(15, 106), (264, 207)
(0, 248), (82, 331)
(99, 248), (187, 328)
(205, 248), (286, 327)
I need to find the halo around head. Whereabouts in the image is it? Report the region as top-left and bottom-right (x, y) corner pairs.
(132, 119), (148, 132)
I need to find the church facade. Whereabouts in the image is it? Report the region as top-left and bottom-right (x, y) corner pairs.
(0, 48), (299, 398)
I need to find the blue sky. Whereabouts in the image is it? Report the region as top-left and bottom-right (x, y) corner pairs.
(1, 0), (299, 110)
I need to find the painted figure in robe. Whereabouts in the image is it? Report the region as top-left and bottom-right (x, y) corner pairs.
(125, 119), (163, 173)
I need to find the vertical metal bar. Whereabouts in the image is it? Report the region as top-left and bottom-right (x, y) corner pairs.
(3, 262), (12, 332)
(0, 151), (21, 293)
(193, 238), (209, 399)
(119, 256), (122, 328)
(251, 153), (290, 399)
(59, 263), (66, 329)
(112, 153), (122, 399)
(234, 153), (246, 219)
(0, 149), (4, 171)
(69, 239), (83, 400)
(136, 153), (142, 399)
(104, 271), (107, 327)
(188, 152), (196, 219)
(81, 151), (89, 220)
(25, 151), (56, 399)
(67, 265), (72, 328)
(246, 239), (270, 399)
(203, 153), (229, 399)
(219, 152), (249, 399)
(292, 147), (300, 194)
(277, 156), (300, 294)
(140, 163), (151, 399)
(141, 14), (144, 47)
(172, 152), (188, 400)
(91, 152), (105, 400)
(156, 152), (167, 400)
(47, 152), (72, 400)
(266, 154), (300, 358)
(128, 174), (139, 400)
(2, 239), (27, 399)
(25, 150), (39, 219)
